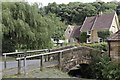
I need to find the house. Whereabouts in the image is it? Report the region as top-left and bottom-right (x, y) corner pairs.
(64, 25), (81, 43)
(107, 30), (120, 62)
(80, 12), (120, 43)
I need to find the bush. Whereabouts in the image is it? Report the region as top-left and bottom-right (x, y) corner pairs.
(97, 30), (112, 42)
(80, 42), (108, 51)
(90, 53), (120, 80)
(79, 32), (87, 43)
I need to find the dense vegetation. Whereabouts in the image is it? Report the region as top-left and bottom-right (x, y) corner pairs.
(2, 2), (66, 52)
(97, 30), (112, 41)
(75, 53), (120, 80)
(79, 32), (87, 43)
(44, 1), (120, 25)
(2, 1), (120, 53)
(81, 42), (108, 51)
(90, 53), (120, 80)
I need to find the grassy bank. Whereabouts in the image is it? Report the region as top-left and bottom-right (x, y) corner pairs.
(3, 67), (70, 78)
(0, 56), (16, 61)
(3, 67), (95, 80)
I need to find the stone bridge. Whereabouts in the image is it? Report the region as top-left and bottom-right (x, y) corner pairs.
(43, 46), (102, 72)
(58, 46), (101, 72)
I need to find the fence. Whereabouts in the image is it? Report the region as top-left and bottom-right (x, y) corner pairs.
(2, 49), (49, 69)
(16, 47), (77, 74)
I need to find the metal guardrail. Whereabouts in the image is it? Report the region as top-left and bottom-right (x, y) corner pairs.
(2, 49), (49, 69)
(3, 49), (48, 56)
(16, 47), (77, 74)
(16, 47), (77, 60)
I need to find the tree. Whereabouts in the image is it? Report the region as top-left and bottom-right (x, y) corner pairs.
(97, 30), (111, 41)
(44, 2), (117, 25)
(79, 32), (87, 43)
(2, 2), (66, 52)
(90, 53), (120, 80)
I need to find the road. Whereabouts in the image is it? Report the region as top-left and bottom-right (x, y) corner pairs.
(1, 60), (40, 70)
(0, 60), (58, 75)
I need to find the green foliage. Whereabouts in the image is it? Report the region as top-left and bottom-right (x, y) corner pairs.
(90, 53), (120, 80)
(44, 2), (97, 24)
(2, 2), (66, 52)
(97, 30), (111, 41)
(116, 3), (120, 23)
(81, 42), (108, 51)
(44, 2), (118, 24)
(79, 32), (87, 43)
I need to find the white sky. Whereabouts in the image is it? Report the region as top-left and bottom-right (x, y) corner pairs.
(27, 0), (120, 6)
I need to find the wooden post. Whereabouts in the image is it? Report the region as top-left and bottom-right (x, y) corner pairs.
(4, 54), (6, 69)
(45, 50), (48, 62)
(47, 50), (50, 61)
(71, 48), (73, 55)
(58, 52), (62, 70)
(23, 51), (27, 75)
(108, 42), (111, 57)
(40, 55), (44, 71)
(18, 59), (21, 74)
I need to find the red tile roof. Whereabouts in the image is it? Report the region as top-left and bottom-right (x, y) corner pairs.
(81, 12), (115, 32)
(107, 30), (120, 41)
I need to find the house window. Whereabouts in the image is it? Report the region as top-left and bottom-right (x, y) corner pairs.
(98, 38), (103, 43)
(68, 39), (70, 43)
(88, 31), (91, 34)
(87, 35), (90, 38)
(99, 38), (103, 42)
(88, 39), (91, 42)
(87, 31), (91, 35)
(87, 38), (91, 43)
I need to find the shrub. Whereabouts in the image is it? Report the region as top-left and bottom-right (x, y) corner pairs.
(80, 42), (108, 51)
(97, 30), (112, 42)
(90, 53), (120, 80)
(79, 32), (87, 43)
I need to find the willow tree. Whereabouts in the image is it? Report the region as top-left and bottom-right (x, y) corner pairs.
(2, 2), (66, 52)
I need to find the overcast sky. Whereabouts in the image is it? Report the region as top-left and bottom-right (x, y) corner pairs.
(27, 0), (120, 6)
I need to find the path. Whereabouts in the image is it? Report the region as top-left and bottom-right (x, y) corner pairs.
(1, 60), (58, 75)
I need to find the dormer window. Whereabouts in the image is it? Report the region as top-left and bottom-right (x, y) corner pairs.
(87, 31), (91, 35)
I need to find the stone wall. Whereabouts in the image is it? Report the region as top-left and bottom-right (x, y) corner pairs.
(109, 41), (120, 62)
(61, 46), (101, 72)
(91, 30), (99, 43)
